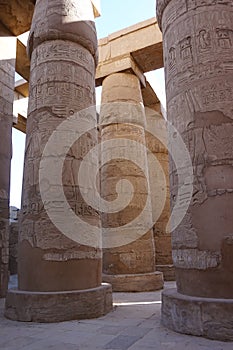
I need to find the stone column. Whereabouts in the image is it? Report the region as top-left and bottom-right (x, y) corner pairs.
(145, 106), (174, 281)
(157, 0), (233, 341)
(5, 0), (112, 322)
(100, 72), (164, 292)
(0, 27), (16, 297)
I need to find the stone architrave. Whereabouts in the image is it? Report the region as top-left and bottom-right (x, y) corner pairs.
(5, 0), (112, 322)
(0, 29), (16, 297)
(157, 0), (233, 341)
(100, 72), (164, 292)
(145, 106), (174, 281)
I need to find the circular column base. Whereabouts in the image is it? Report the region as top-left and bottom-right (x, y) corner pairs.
(162, 288), (233, 341)
(103, 272), (164, 292)
(4, 283), (112, 323)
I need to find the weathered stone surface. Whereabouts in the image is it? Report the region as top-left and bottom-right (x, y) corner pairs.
(156, 265), (175, 281)
(5, 0), (112, 321)
(9, 221), (18, 275)
(5, 283), (112, 323)
(16, 0), (100, 293)
(9, 207), (19, 276)
(145, 106), (174, 281)
(100, 72), (163, 291)
(103, 272), (163, 292)
(157, 0), (233, 341)
(0, 220), (9, 298)
(0, 0), (35, 36)
(157, 0), (233, 298)
(0, 0), (100, 37)
(15, 17), (163, 93)
(0, 36), (16, 297)
(97, 18), (163, 82)
(16, 39), (30, 81)
(162, 288), (233, 341)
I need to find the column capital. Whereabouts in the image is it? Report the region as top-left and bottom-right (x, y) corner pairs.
(28, 0), (98, 65)
(96, 54), (146, 88)
(156, 0), (172, 31)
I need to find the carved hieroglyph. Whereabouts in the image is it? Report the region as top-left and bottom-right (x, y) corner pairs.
(157, 1), (233, 341)
(100, 72), (164, 291)
(157, 0), (233, 298)
(18, 0), (102, 292)
(0, 36), (16, 297)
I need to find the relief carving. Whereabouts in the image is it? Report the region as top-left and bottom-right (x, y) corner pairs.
(216, 28), (232, 48)
(180, 36), (193, 61)
(198, 29), (211, 51)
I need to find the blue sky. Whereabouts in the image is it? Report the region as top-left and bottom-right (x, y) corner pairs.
(95, 0), (157, 38)
(11, 0), (164, 208)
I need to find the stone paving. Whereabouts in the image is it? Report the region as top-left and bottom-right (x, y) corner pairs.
(0, 279), (232, 350)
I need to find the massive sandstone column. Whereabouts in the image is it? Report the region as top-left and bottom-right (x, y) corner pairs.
(0, 28), (16, 297)
(157, 0), (233, 341)
(100, 72), (164, 292)
(145, 106), (174, 281)
(5, 0), (112, 322)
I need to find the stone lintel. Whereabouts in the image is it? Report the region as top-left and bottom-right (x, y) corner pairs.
(5, 283), (112, 322)
(15, 17), (164, 91)
(162, 288), (233, 341)
(142, 81), (161, 112)
(15, 79), (28, 98)
(16, 40), (30, 82)
(91, 0), (101, 18)
(103, 272), (164, 292)
(0, 0), (35, 36)
(13, 114), (27, 134)
(98, 17), (163, 73)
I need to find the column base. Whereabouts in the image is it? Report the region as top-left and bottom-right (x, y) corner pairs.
(156, 265), (176, 281)
(162, 288), (233, 341)
(103, 272), (164, 292)
(4, 283), (112, 323)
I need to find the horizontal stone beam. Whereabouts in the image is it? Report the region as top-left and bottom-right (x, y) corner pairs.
(13, 114), (27, 134)
(15, 17), (164, 89)
(92, 0), (101, 17)
(15, 79), (29, 98)
(0, 0), (35, 36)
(13, 17), (163, 133)
(98, 18), (163, 75)
(141, 81), (161, 112)
(16, 39), (30, 82)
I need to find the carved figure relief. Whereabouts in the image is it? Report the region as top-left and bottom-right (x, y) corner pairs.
(168, 47), (176, 70)
(198, 29), (211, 51)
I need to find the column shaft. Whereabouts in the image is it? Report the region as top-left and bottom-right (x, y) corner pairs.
(157, 0), (233, 341)
(0, 31), (16, 297)
(145, 106), (174, 281)
(5, 0), (112, 322)
(100, 72), (164, 292)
